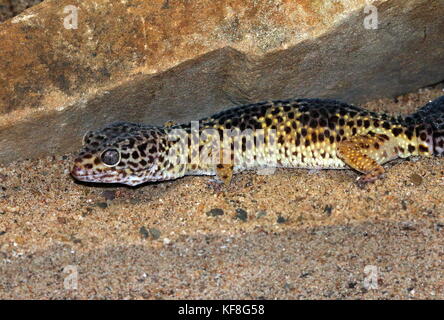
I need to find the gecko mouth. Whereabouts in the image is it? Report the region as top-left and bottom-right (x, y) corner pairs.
(70, 165), (151, 186)
(70, 165), (121, 182)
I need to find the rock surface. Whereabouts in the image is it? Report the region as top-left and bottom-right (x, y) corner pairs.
(0, 0), (43, 22)
(0, 0), (443, 163)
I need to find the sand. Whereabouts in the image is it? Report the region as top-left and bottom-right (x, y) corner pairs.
(0, 86), (443, 299)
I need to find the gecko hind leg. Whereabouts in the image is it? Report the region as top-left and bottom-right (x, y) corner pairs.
(336, 134), (394, 186)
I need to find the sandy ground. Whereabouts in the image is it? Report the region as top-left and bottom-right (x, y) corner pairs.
(0, 86), (443, 299)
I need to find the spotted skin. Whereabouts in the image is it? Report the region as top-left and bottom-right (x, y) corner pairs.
(71, 97), (444, 186)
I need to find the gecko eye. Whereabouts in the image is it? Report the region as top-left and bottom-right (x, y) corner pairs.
(101, 149), (120, 166)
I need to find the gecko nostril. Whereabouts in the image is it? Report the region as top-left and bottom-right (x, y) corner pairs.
(70, 166), (83, 177)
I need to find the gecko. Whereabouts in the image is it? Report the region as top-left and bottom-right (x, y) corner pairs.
(71, 96), (444, 187)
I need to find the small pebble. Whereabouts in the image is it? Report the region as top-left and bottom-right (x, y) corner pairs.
(235, 208), (248, 222)
(283, 283), (293, 291)
(277, 216), (287, 224)
(256, 210), (267, 219)
(69, 234), (82, 244)
(406, 287), (415, 295)
(130, 199), (140, 205)
(102, 190), (116, 201)
(96, 202), (108, 209)
(206, 208), (224, 217)
(149, 228), (161, 240)
(57, 217), (67, 224)
(291, 196), (305, 203)
(347, 281), (357, 289)
(139, 226), (149, 239)
(409, 173), (423, 186)
(323, 205), (333, 216)
(401, 200), (408, 210)
(401, 222), (416, 231)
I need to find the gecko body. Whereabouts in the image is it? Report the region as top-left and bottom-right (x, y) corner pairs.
(71, 97), (444, 186)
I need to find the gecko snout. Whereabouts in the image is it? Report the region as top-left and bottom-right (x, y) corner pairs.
(70, 164), (83, 178)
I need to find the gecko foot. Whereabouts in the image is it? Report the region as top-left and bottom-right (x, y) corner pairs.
(356, 173), (385, 189)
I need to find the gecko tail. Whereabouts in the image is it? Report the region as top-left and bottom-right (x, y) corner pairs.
(409, 95), (444, 156)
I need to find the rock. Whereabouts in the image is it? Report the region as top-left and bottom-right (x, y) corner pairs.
(101, 190), (116, 201)
(0, 0), (43, 22)
(149, 228), (161, 240)
(139, 226), (149, 239)
(401, 200), (408, 210)
(235, 208), (248, 222)
(323, 205), (333, 216)
(139, 226), (163, 241)
(0, 0), (443, 164)
(347, 281), (357, 289)
(206, 208), (224, 217)
(409, 173), (423, 186)
(400, 221), (416, 231)
(255, 210), (267, 219)
(283, 282), (294, 291)
(57, 217), (67, 224)
(276, 216), (287, 224)
(95, 202), (108, 209)
(300, 271), (312, 278)
(69, 234), (82, 244)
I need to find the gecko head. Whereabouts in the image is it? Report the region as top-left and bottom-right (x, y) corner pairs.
(71, 122), (181, 186)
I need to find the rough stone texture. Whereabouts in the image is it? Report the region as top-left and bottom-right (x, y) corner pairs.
(0, 0), (13, 22)
(0, 0), (443, 163)
(0, 0), (44, 22)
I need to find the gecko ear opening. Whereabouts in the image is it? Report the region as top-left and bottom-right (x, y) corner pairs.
(82, 130), (94, 145)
